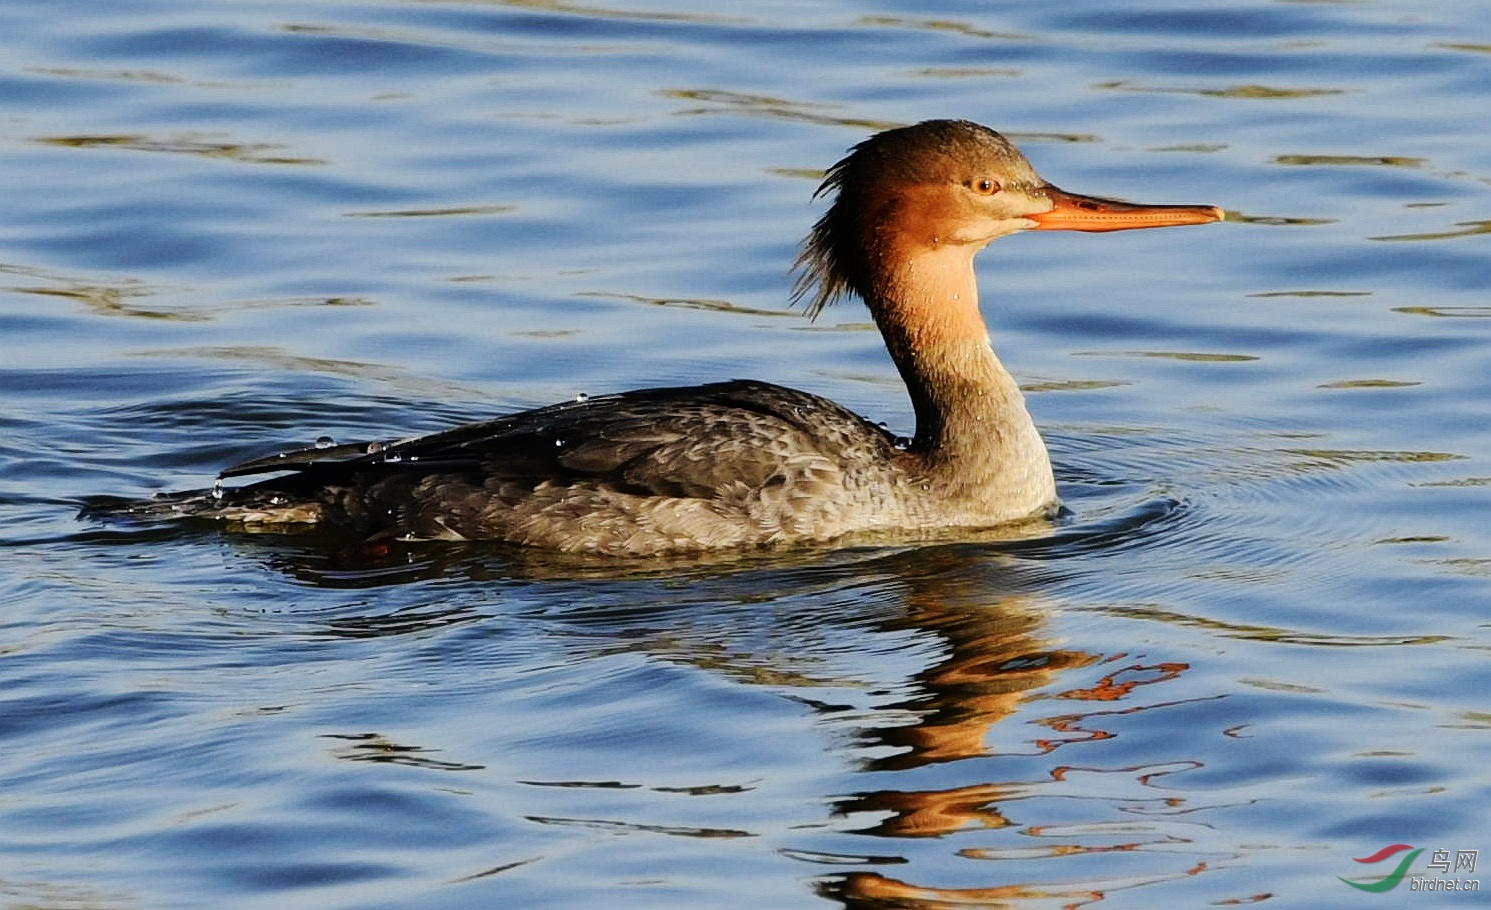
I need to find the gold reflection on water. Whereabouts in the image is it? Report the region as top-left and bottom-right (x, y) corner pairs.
(27, 65), (289, 92)
(34, 133), (324, 166)
(1225, 213), (1334, 226)
(29, 65), (184, 84)
(662, 89), (896, 131)
(486, 0), (741, 25)
(1434, 42), (1491, 54)
(1005, 131), (1101, 144)
(1099, 602), (1451, 647)
(1394, 305), (1491, 317)
(1020, 378), (1132, 393)
(5, 262), (381, 322)
(1316, 378), (1420, 389)
(142, 345), (390, 376)
(1247, 290), (1370, 298)
(910, 67), (1022, 79)
(1282, 447), (1463, 465)
(1417, 557), (1491, 578)
(24, 287), (371, 322)
(1098, 80), (1344, 99)
(771, 166), (829, 182)
(324, 732), (485, 771)
(1149, 143), (1230, 153)
(853, 16), (1032, 41)
(1371, 219), (1491, 242)
(525, 814), (753, 839)
(1415, 476), (1491, 487)
(1273, 153), (1424, 168)
(14, 280), (201, 322)
(575, 290), (794, 318)
(1199, 85), (1340, 98)
(448, 857), (543, 884)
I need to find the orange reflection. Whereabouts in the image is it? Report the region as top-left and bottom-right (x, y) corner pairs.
(833, 560), (1097, 846)
(844, 782), (1014, 838)
(820, 555), (1217, 909)
(828, 871), (1099, 909)
(865, 590), (1098, 771)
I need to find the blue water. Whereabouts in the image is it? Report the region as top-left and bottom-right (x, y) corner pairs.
(3, 1), (1490, 907)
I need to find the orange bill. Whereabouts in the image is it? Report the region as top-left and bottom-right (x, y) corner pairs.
(1029, 186), (1224, 232)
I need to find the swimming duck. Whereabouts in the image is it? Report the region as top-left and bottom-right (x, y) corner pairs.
(101, 120), (1221, 555)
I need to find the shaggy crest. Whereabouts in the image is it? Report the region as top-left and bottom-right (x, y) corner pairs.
(790, 120), (1033, 319)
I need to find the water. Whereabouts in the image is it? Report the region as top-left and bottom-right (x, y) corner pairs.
(3, 1), (1490, 907)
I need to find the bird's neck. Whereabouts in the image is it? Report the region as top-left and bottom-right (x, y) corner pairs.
(866, 243), (1055, 509)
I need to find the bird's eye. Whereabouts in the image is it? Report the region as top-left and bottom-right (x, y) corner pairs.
(972, 178), (1000, 195)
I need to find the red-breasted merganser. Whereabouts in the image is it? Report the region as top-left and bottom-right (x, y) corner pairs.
(96, 120), (1221, 555)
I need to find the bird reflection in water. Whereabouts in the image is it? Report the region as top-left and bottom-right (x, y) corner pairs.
(227, 538), (1208, 907)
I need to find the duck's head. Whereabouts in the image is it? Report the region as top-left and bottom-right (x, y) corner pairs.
(792, 119), (1223, 317)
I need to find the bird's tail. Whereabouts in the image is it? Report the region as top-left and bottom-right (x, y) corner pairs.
(79, 481), (323, 528)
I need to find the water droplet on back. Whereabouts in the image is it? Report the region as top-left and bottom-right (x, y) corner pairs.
(314, 435), (335, 449)
(574, 392), (589, 403)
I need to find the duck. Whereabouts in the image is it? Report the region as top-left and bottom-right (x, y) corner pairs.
(97, 120), (1221, 556)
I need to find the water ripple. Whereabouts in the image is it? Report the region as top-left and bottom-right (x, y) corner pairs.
(4, 2), (1491, 909)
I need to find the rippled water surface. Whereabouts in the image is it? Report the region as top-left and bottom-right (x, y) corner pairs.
(4, 1), (1490, 907)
